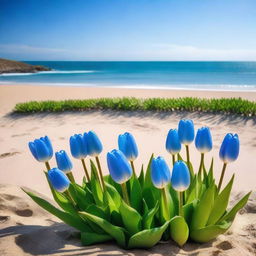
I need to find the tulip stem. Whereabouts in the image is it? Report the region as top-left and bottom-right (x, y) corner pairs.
(64, 189), (76, 208)
(161, 187), (170, 220)
(67, 172), (75, 183)
(45, 162), (51, 171)
(121, 182), (130, 205)
(172, 154), (176, 166)
(198, 153), (204, 179)
(130, 160), (137, 178)
(81, 159), (90, 182)
(179, 191), (184, 217)
(96, 156), (106, 191)
(185, 145), (190, 164)
(218, 163), (227, 192)
(185, 145), (193, 177)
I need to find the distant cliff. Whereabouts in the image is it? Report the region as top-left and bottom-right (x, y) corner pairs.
(0, 58), (51, 74)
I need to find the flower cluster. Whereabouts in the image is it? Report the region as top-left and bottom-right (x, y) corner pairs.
(25, 120), (249, 249)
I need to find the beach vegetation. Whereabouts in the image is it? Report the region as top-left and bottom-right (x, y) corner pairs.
(14, 97), (256, 116)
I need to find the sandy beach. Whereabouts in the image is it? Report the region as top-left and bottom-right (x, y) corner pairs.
(0, 84), (256, 256)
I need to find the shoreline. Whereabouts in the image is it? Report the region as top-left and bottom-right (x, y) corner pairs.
(1, 81), (256, 93)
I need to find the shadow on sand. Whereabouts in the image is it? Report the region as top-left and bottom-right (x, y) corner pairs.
(5, 109), (256, 126)
(0, 221), (218, 256)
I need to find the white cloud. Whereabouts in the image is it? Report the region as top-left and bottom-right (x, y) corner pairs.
(0, 43), (256, 61)
(0, 44), (67, 54)
(150, 44), (256, 61)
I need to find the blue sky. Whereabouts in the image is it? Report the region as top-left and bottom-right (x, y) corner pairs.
(0, 0), (256, 61)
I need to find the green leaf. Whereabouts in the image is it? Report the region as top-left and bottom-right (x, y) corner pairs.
(183, 200), (197, 226)
(119, 200), (142, 235)
(130, 175), (143, 213)
(185, 175), (198, 204)
(143, 154), (154, 190)
(142, 201), (159, 229)
(105, 175), (122, 195)
(127, 221), (170, 249)
(177, 153), (184, 161)
(190, 221), (232, 243)
(138, 165), (144, 187)
(142, 198), (149, 216)
(170, 216), (189, 246)
(90, 160), (104, 206)
(106, 183), (121, 208)
(69, 183), (93, 211)
(81, 232), (113, 246)
(22, 188), (90, 232)
(169, 185), (179, 216)
(206, 158), (214, 187)
(79, 211), (126, 248)
(86, 204), (108, 220)
(191, 185), (215, 230)
(218, 192), (251, 223)
(207, 175), (234, 225)
(110, 210), (123, 227)
(44, 172), (76, 214)
(159, 188), (174, 223)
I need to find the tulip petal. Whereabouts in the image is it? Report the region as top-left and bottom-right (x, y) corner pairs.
(178, 119), (195, 145)
(34, 139), (51, 162)
(48, 168), (70, 192)
(55, 150), (73, 173)
(166, 129), (181, 155)
(28, 142), (39, 161)
(151, 156), (171, 189)
(87, 131), (103, 156)
(171, 161), (190, 192)
(107, 149), (132, 184)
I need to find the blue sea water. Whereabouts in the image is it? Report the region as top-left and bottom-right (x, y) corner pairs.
(1, 61), (256, 91)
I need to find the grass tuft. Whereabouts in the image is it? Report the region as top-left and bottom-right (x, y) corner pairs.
(14, 97), (256, 116)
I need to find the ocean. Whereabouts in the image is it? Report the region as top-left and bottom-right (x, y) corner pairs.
(1, 61), (256, 91)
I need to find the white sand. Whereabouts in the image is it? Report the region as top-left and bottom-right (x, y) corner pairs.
(0, 85), (255, 255)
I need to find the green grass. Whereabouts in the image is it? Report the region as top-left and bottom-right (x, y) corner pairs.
(13, 97), (256, 116)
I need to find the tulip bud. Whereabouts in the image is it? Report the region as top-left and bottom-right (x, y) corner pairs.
(118, 132), (138, 161)
(69, 134), (87, 159)
(171, 161), (190, 192)
(195, 127), (213, 153)
(178, 119), (195, 145)
(166, 129), (181, 155)
(107, 149), (132, 184)
(28, 136), (53, 162)
(151, 156), (171, 189)
(48, 168), (70, 192)
(55, 150), (73, 173)
(86, 131), (103, 157)
(219, 133), (239, 163)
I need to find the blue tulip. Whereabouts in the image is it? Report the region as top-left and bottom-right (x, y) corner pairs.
(178, 119), (195, 145)
(28, 136), (53, 162)
(107, 149), (132, 184)
(166, 129), (181, 155)
(151, 156), (171, 189)
(171, 161), (190, 192)
(195, 127), (213, 153)
(86, 131), (103, 156)
(48, 168), (70, 192)
(118, 132), (138, 161)
(55, 150), (73, 173)
(70, 134), (87, 159)
(219, 133), (240, 163)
